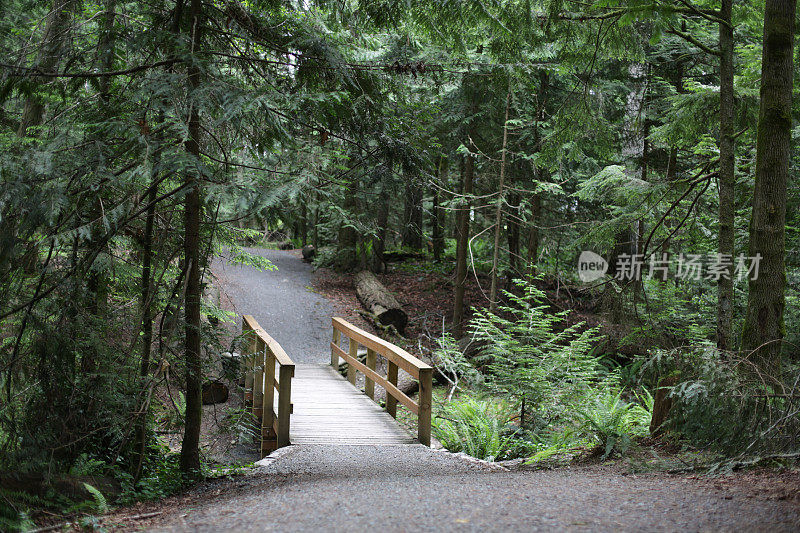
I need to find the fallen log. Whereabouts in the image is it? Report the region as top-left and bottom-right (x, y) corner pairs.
(354, 271), (408, 333)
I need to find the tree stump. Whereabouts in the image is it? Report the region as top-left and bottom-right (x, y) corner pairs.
(202, 380), (229, 404)
(650, 374), (679, 436)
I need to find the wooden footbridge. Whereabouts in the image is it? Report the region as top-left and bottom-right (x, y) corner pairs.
(241, 315), (433, 455)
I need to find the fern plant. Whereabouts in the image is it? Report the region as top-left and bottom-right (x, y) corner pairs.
(81, 483), (109, 514)
(575, 386), (652, 458)
(432, 397), (520, 462)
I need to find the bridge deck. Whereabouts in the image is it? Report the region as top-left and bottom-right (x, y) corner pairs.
(289, 364), (416, 445)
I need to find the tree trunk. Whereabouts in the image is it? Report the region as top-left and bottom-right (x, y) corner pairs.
(741, 0), (795, 373)
(402, 175), (423, 249)
(526, 193), (541, 275)
(300, 196), (308, 247)
(452, 153), (474, 338)
(716, 0), (736, 351)
(489, 90), (512, 313)
(507, 189), (520, 274)
(133, 152), (157, 482)
(355, 271), (408, 332)
(661, 54), (684, 272)
(432, 157), (447, 262)
(526, 70), (548, 277)
(180, 0), (204, 478)
(17, 0), (75, 136)
(372, 180), (389, 273)
(337, 171), (360, 269)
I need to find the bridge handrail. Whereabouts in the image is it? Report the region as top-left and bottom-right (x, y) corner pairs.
(330, 317), (432, 446)
(242, 315), (294, 456)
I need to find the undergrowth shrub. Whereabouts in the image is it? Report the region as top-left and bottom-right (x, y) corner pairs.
(469, 280), (602, 428)
(431, 279), (653, 462)
(575, 387), (652, 458)
(432, 397), (523, 461)
(644, 347), (800, 459)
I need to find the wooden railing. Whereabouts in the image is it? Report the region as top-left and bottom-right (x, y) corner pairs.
(330, 317), (433, 446)
(242, 315), (294, 456)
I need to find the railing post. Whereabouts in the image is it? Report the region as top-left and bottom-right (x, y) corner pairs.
(365, 348), (377, 399)
(347, 338), (358, 385)
(261, 345), (277, 456)
(277, 364), (294, 448)
(331, 325), (340, 368)
(253, 337), (265, 420)
(418, 367), (432, 446)
(386, 361), (398, 418)
(242, 316), (256, 409)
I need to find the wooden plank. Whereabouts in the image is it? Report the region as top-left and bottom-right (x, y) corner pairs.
(332, 317), (430, 378)
(277, 364), (293, 448)
(347, 337), (357, 385)
(331, 327), (340, 368)
(288, 363), (415, 446)
(418, 367), (432, 446)
(252, 337), (265, 418)
(365, 348), (376, 399)
(386, 360), (398, 418)
(242, 316), (256, 409)
(331, 343), (418, 414)
(261, 342), (276, 454)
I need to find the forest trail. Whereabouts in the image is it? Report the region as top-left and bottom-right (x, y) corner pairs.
(212, 248), (333, 364)
(141, 249), (800, 532)
(213, 248), (416, 445)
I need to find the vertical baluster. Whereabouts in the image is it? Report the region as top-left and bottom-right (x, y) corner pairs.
(418, 367), (432, 446)
(261, 344), (277, 456)
(331, 324), (340, 368)
(365, 348), (377, 399)
(242, 317), (256, 409)
(386, 361), (398, 418)
(277, 364), (294, 448)
(253, 337), (265, 420)
(347, 338), (357, 385)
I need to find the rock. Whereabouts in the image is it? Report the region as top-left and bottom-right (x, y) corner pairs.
(302, 244), (316, 262)
(202, 380), (229, 404)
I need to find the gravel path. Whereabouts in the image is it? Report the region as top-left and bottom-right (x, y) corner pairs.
(150, 445), (799, 532)
(160, 250), (800, 532)
(212, 248), (333, 364)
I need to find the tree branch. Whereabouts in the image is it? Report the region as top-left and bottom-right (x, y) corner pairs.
(666, 23), (721, 57)
(1, 59), (180, 78)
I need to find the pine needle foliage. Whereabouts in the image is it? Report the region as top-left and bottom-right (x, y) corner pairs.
(469, 279), (602, 428)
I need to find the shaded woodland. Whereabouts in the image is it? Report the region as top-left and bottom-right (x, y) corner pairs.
(0, 0), (798, 526)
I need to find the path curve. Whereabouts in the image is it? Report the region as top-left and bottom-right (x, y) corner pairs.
(212, 248), (333, 364)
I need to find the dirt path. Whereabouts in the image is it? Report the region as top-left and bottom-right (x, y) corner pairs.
(141, 250), (800, 532)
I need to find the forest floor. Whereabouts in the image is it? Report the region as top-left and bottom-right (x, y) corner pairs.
(111, 248), (800, 532)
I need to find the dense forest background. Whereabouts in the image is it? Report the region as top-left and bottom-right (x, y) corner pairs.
(0, 0), (798, 526)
